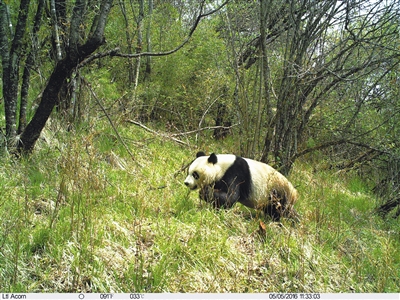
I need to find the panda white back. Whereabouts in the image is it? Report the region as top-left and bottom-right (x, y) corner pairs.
(244, 158), (284, 205)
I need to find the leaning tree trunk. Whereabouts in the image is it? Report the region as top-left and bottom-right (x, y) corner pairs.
(18, 59), (73, 152)
(17, 0), (113, 153)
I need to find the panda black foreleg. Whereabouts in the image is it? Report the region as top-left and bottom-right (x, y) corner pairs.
(213, 189), (239, 209)
(200, 185), (239, 209)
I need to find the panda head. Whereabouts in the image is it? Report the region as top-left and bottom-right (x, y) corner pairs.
(184, 152), (233, 190)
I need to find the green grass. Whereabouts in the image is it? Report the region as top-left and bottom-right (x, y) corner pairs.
(0, 120), (399, 293)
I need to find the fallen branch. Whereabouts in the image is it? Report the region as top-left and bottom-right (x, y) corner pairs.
(170, 124), (238, 137)
(126, 119), (190, 146)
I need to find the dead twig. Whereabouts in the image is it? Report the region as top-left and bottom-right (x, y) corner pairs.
(126, 120), (190, 146)
(170, 124), (238, 137)
(85, 80), (136, 162)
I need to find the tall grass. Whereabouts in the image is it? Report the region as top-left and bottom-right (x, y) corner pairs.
(0, 120), (399, 292)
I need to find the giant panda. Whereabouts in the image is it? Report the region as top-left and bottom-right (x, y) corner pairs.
(184, 152), (298, 221)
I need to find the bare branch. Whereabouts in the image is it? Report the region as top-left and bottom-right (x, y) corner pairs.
(111, 0), (229, 59)
(85, 79), (136, 161)
(75, 1), (229, 68)
(293, 139), (393, 161)
(293, 139), (347, 160)
(170, 124), (238, 137)
(78, 47), (121, 68)
(126, 119), (189, 146)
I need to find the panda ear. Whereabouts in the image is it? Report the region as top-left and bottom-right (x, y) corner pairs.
(196, 151), (206, 158)
(208, 153), (218, 164)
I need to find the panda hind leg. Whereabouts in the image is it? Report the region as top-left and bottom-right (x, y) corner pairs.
(264, 189), (288, 221)
(264, 189), (299, 223)
(264, 203), (282, 221)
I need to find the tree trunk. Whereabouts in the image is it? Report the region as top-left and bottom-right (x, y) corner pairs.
(262, 1), (341, 174)
(50, 0), (63, 61)
(19, 59), (72, 152)
(18, 0), (45, 134)
(118, 0), (134, 85)
(17, 0), (113, 153)
(0, 0), (30, 145)
(133, 0), (144, 91)
(259, 0), (273, 163)
(144, 0), (153, 79)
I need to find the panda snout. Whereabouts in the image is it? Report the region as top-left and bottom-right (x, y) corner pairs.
(184, 181), (193, 188)
(184, 181), (198, 190)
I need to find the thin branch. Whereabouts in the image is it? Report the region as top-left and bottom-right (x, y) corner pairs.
(346, 140), (392, 156)
(196, 94), (222, 141)
(126, 119), (190, 146)
(76, 1), (229, 68)
(111, 0), (229, 59)
(78, 47), (120, 68)
(293, 138), (393, 161)
(85, 80), (136, 161)
(170, 124), (238, 137)
(293, 139), (347, 160)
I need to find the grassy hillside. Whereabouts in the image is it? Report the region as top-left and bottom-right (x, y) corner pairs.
(0, 119), (399, 293)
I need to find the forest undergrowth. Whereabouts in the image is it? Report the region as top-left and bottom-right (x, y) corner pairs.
(0, 119), (399, 293)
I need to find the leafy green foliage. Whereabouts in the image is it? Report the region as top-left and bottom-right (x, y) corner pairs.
(1, 0), (399, 292)
(0, 120), (399, 292)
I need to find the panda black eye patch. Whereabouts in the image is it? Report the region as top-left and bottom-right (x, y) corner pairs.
(192, 171), (200, 180)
